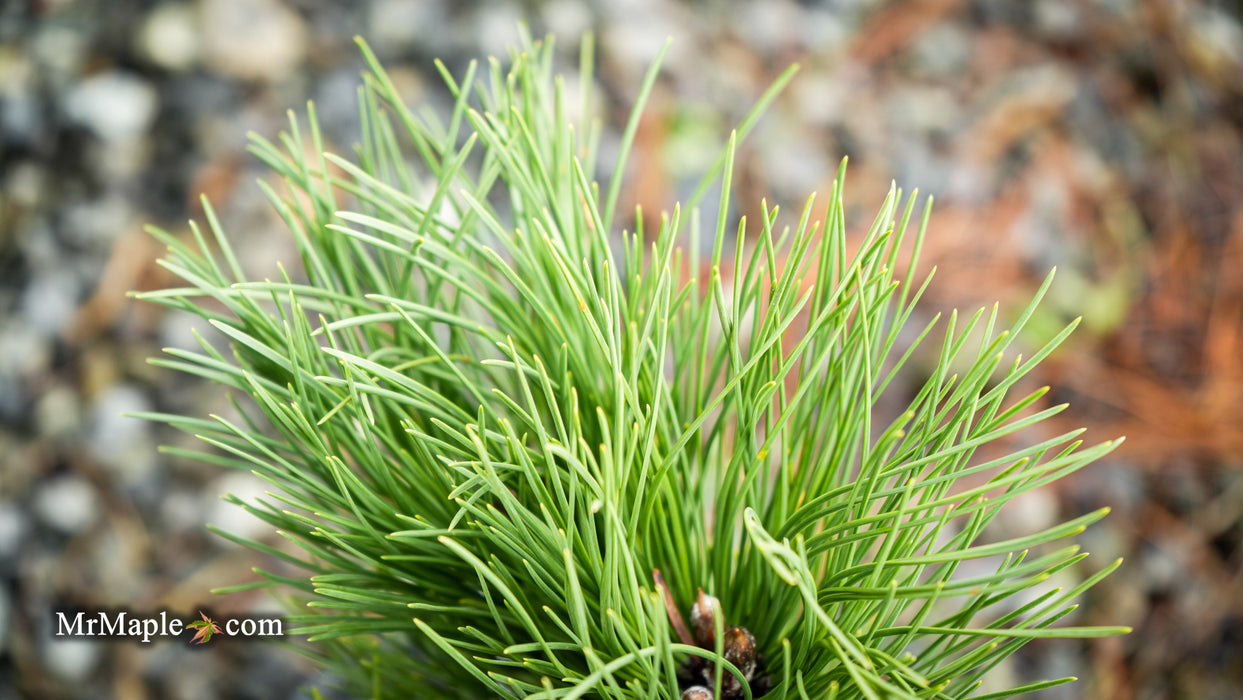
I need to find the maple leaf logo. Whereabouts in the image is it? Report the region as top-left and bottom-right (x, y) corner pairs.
(186, 611), (222, 644)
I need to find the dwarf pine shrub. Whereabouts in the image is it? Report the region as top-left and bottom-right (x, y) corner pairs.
(135, 31), (1127, 699)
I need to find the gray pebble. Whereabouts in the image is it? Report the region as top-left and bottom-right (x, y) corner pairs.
(909, 22), (972, 79)
(0, 504), (26, 562)
(735, 0), (804, 54)
(0, 584), (9, 653)
(208, 472), (275, 546)
(541, 0), (594, 41)
(885, 85), (961, 135)
(63, 71), (158, 144)
(34, 383), (81, 441)
(20, 267), (81, 337)
(1141, 540), (1184, 592)
(62, 193), (133, 247)
(200, 0), (308, 82)
(368, 0), (450, 55)
(158, 308), (206, 354)
(160, 487), (206, 534)
(1034, 0), (1084, 40)
(0, 91), (40, 146)
(998, 487), (1059, 536)
(41, 635), (101, 683)
(88, 384), (156, 480)
(31, 24), (89, 85)
(2, 160), (46, 208)
(33, 476), (98, 535)
(473, 4), (524, 58)
(0, 321), (50, 380)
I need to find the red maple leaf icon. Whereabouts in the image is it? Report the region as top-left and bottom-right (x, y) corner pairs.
(186, 611), (222, 644)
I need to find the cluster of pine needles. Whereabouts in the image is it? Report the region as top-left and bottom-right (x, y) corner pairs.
(135, 30), (1128, 700)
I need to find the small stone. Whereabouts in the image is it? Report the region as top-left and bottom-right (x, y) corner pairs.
(136, 3), (201, 72)
(63, 71), (158, 144)
(1034, 0), (1083, 40)
(0, 322), (50, 380)
(801, 8), (848, 48)
(160, 487), (205, 534)
(20, 267), (81, 337)
(88, 384), (156, 480)
(200, 0), (308, 82)
(158, 309), (205, 353)
(33, 476), (98, 535)
(885, 85), (960, 135)
(1186, 6), (1243, 70)
(35, 383), (81, 440)
(1142, 540), (1183, 592)
(17, 216), (57, 269)
(0, 583), (10, 652)
(0, 92), (39, 146)
(909, 22), (972, 79)
(475, 6), (524, 57)
(540, 0), (593, 41)
(368, 0), (449, 54)
(793, 72), (848, 127)
(1003, 488), (1059, 534)
(31, 25), (89, 82)
(90, 526), (145, 600)
(602, 9), (680, 79)
(735, 0), (803, 54)
(0, 504), (26, 562)
(42, 635), (101, 682)
(310, 66), (366, 144)
(208, 472), (274, 546)
(0, 48), (34, 94)
(2, 160), (45, 208)
(761, 131), (829, 198)
(62, 193), (133, 247)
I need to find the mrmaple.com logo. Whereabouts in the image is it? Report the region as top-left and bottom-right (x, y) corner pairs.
(55, 609), (283, 644)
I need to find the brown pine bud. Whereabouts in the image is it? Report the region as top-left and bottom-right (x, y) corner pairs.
(722, 625), (758, 678)
(681, 686), (713, 700)
(690, 589), (719, 648)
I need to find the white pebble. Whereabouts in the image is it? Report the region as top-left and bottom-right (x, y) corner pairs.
(1006, 488), (1059, 533)
(88, 385), (154, 473)
(208, 472), (274, 546)
(200, 0), (308, 82)
(136, 3), (201, 71)
(63, 71), (158, 144)
(0, 323), (50, 380)
(42, 636), (100, 682)
(160, 488), (206, 533)
(20, 267), (81, 337)
(33, 476), (98, 535)
(368, 0), (447, 54)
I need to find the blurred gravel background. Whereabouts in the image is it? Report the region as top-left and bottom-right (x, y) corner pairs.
(2, 0), (1242, 698)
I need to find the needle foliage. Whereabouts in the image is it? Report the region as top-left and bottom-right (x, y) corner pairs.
(135, 31), (1127, 699)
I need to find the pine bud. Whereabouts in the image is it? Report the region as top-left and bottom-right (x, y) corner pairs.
(690, 589), (719, 647)
(722, 625), (758, 678)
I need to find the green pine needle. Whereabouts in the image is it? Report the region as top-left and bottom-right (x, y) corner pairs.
(134, 31), (1127, 700)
